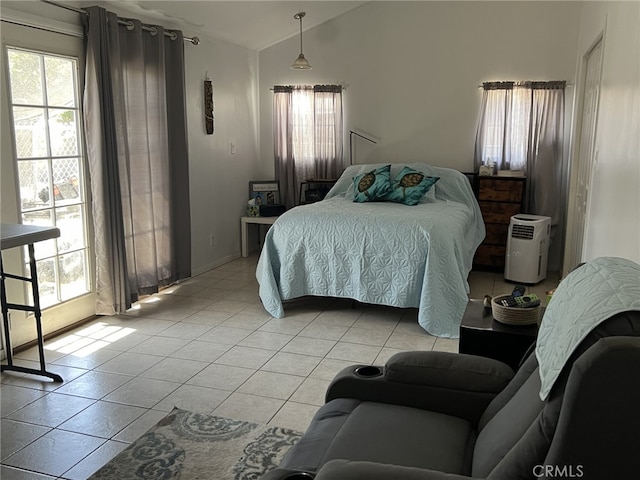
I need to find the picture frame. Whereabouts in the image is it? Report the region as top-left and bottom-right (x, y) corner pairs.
(249, 181), (280, 206)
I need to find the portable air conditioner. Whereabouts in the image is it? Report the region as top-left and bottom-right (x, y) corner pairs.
(504, 214), (551, 284)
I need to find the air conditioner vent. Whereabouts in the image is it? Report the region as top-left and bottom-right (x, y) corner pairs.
(511, 224), (535, 240)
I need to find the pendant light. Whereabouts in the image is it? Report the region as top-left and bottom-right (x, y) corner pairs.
(291, 12), (312, 70)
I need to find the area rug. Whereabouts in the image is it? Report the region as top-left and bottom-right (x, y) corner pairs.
(89, 407), (303, 480)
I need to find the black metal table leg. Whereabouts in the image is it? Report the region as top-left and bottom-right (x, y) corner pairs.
(0, 254), (14, 366)
(0, 245), (63, 383)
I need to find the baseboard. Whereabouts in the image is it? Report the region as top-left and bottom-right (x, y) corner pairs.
(191, 253), (240, 277)
(9, 314), (100, 354)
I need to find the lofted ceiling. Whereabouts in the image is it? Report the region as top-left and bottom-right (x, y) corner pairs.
(4, 1), (367, 51)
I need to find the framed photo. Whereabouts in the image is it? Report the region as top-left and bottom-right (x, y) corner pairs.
(249, 181), (280, 205)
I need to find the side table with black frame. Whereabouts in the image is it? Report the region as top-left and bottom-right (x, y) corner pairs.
(459, 299), (540, 371)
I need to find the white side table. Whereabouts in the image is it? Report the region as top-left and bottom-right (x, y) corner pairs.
(240, 216), (279, 257)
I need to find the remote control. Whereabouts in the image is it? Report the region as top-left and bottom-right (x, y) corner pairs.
(511, 285), (526, 297)
(500, 294), (540, 308)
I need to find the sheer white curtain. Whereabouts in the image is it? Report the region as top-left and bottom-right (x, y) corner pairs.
(274, 85), (343, 208)
(291, 88), (316, 184)
(474, 80), (566, 269)
(474, 82), (534, 171)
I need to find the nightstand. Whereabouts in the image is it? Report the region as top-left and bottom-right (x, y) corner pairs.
(459, 299), (539, 370)
(240, 216), (278, 257)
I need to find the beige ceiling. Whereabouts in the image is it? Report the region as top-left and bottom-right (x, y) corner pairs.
(7, 1), (367, 50)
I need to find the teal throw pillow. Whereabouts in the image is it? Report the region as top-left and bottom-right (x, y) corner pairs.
(353, 165), (392, 202)
(384, 166), (439, 206)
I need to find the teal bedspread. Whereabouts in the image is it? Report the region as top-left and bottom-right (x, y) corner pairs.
(256, 163), (485, 337)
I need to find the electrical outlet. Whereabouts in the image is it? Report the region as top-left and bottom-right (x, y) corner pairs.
(209, 234), (215, 247)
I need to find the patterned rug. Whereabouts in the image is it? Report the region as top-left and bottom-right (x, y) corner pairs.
(89, 407), (303, 480)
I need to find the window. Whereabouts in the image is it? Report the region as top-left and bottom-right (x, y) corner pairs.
(476, 87), (531, 170)
(474, 81), (565, 173)
(291, 87), (316, 166)
(7, 47), (90, 308)
(273, 85), (343, 208)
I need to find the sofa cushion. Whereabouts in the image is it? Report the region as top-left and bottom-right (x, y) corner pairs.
(281, 398), (476, 475)
(472, 360), (546, 478)
(543, 337), (640, 480)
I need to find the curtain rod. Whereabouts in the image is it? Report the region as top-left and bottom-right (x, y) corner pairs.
(41, 0), (200, 45)
(270, 85), (347, 91)
(477, 81), (573, 89)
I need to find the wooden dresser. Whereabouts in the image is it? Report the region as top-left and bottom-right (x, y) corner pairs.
(474, 176), (526, 270)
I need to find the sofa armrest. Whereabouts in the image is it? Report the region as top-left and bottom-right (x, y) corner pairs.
(326, 351), (514, 426)
(385, 351), (514, 390)
(316, 460), (483, 480)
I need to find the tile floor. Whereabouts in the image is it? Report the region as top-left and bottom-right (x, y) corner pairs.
(1, 255), (559, 479)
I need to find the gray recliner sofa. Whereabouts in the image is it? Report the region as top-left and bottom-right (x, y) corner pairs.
(262, 306), (640, 479)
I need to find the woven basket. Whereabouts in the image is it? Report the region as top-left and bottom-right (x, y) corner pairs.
(491, 295), (541, 325)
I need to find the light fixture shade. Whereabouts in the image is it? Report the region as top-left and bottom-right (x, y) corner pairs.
(291, 53), (312, 70)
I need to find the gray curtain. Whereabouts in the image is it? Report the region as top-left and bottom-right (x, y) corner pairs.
(273, 85), (343, 209)
(273, 86), (296, 209)
(313, 85), (343, 180)
(526, 82), (566, 271)
(83, 6), (191, 314)
(474, 81), (566, 270)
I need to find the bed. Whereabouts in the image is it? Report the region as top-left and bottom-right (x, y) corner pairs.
(256, 163), (485, 337)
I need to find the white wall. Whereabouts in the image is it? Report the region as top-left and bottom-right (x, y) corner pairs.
(259, 1), (582, 172)
(184, 36), (261, 275)
(570, 1), (640, 265)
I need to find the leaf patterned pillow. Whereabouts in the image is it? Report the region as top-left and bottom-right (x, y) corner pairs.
(384, 166), (439, 206)
(352, 164), (392, 202)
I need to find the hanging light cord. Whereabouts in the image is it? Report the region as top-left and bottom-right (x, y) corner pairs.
(298, 14), (304, 54)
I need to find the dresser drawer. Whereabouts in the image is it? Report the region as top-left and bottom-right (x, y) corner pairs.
(474, 244), (507, 267)
(478, 178), (524, 202)
(484, 223), (509, 245)
(479, 201), (522, 224)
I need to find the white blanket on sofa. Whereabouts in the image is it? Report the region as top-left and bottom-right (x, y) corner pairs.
(536, 257), (640, 400)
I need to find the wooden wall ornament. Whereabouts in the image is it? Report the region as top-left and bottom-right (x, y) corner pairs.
(204, 73), (214, 134)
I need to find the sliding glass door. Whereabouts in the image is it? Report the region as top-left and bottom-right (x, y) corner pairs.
(1, 22), (95, 348)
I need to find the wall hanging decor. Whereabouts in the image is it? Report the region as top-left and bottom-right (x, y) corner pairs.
(204, 72), (214, 134)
